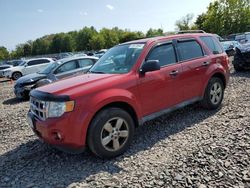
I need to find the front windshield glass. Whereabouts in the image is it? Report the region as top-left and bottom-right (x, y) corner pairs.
(19, 61), (26, 66)
(39, 62), (59, 74)
(89, 43), (145, 74)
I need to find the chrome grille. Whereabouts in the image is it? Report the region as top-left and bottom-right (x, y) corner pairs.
(30, 97), (48, 120)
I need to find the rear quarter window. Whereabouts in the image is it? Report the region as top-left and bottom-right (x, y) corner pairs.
(200, 36), (224, 54)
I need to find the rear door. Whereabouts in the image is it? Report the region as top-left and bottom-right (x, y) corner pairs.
(175, 38), (210, 101)
(78, 58), (95, 73)
(138, 41), (183, 116)
(54, 60), (79, 79)
(23, 59), (51, 75)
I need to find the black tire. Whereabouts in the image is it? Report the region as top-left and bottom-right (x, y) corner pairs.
(12, 72), (22, 80)
(201, 77), (224, 110)
(87, 107), (135, 158)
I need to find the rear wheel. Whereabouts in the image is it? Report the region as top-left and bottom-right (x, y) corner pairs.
(12, 72), (22, 80)
(201, 77), (224, 110)
(87, 108), (135, 158)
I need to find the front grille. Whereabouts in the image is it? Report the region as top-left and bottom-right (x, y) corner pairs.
(30, 97), (48, 120)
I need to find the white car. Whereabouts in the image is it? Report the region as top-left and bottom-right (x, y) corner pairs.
(2, 58), (54, 80)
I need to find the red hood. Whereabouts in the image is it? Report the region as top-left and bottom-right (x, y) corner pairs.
(37, 73), (122, 97)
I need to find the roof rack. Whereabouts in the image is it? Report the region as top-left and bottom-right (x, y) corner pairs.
(177, 30), (206, 34)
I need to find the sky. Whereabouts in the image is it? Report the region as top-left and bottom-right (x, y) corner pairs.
(0, 0), (213, 50)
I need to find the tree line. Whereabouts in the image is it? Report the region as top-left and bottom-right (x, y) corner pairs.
(0, 0), (249, 61)
(0, 27), (164, 60)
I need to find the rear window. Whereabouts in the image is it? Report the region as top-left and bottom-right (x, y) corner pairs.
(200, 36), (224, 54)
(177, 40), (204, 61)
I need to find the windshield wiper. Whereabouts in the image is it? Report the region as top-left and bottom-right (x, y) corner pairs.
(88, 70), (106, 74)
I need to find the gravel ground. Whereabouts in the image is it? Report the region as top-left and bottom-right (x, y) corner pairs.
(0, 66), (250, 188)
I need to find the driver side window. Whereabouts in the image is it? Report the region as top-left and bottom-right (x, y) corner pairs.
(147, 43), (177, 67)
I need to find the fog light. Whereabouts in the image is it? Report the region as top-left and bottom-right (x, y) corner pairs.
(53, 132), (62, 141)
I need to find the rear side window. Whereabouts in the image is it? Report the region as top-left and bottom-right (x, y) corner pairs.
(78, 59), (94, 68)
(177, 40), (204, 61)
(147, 43), (177, 67)
(55, 60), (78, 74)
(27, 59), (50, 66)
(200, 36), (223, 54)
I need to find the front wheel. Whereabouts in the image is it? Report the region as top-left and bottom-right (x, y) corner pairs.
(87, 108), (135, 158)
(201, 77), (224, 110)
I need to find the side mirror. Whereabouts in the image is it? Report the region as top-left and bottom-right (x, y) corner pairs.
(24, 64), (28, 67)
(140, 60), (160, 74)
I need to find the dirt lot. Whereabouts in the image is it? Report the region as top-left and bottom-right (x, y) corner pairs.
(0, 67), (250, 188)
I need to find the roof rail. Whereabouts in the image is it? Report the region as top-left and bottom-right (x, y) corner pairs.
(177, 30), (206, 34)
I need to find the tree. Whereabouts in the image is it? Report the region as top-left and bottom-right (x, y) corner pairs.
(146, 28), (164, 37)
(99, 28), (120, 49)
(89, 34), (105, 50)
(75, 27), (97, 51)
(195, 0), (250, 36)
(32, 38), (49, 55)
(175, 13), (194, 31)
(23, 43), (32, 56)
(0, 46), (9, 60)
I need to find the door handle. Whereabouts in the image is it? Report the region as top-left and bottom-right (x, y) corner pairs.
(202, 62), (210, 66)
(169, 70), (179, 76)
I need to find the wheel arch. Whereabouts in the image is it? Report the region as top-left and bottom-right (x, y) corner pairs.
(202, 71), (227, 97)
(12, 71), (23, 79)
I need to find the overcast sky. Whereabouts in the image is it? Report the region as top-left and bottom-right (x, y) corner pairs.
(0, 0), (212, 50)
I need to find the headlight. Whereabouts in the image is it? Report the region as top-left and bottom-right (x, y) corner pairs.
(47, 101), (75, 118)
(24, 84), (36, 90)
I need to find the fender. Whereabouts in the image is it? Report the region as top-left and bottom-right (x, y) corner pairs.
(76, 88), (141, 145)
(202, 61), (228, 97)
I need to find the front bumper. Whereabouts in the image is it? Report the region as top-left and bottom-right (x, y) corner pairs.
(14, 85), (30, 99)
(27, 111), (86, 152)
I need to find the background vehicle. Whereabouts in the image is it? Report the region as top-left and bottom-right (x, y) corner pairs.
(0, 60), (24, 77)
(2, 58), (54, 80)
(232, 43), (250, 71)
(94, 49), (108, 58)
(28, 33), (229, 158)
(227, 32), (250, 44)
(220, 40), (241, 56)
(14, 56), (98, 99)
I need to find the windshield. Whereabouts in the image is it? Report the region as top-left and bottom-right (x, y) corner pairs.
(39, 62), (59, 74)
(19, 61), (26, 66)
(89, 43), (145, 74)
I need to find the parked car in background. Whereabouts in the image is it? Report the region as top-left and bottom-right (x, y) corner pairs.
(220, 40), (241, 56)
(227, 32), (250, 44)
(28, 33), (229, 158)
(2, 58), (54, 80)
(94, 49), (108, 58)
(14, 56), (98, 99)
(0, 60), (24, 77)
(232, 43), (250, 71)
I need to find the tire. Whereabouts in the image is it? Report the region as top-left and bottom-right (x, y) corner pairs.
(12, 72), (22, 80)
(201, 77), (224, 110)
(87, 107), (135, 158)
(233, 63), (244, 72)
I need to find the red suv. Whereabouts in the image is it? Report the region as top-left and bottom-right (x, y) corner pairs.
(28, 33), (230, 158)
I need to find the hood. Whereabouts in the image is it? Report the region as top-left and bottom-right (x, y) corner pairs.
(0, 65), (12, 69)
(37, 73), (123, 96)
(16, 73), (47, 85)
(3, 65), (24, 72)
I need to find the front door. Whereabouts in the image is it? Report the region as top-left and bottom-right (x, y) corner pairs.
(137, 41), (183, 117)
